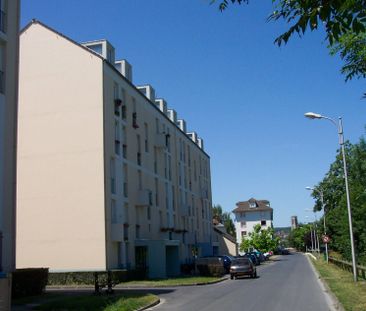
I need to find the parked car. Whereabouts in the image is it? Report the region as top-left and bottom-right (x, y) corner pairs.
(217, 255), (234, 273)
(230, 258), (257, 279)
(248, 252), (263, 265)
(242, 253), (259, 266)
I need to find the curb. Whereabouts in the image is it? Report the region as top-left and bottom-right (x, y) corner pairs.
(136, 297), (161, 311)
(115, 276), (229, 288)
(306, 254), (345, 311)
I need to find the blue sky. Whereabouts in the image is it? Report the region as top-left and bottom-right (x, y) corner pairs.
(21, 0), (366, 227)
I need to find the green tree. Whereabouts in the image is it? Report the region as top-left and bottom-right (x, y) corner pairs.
(211, 0), (366, 87)
(239, 224), (280, 253)
(311, 134), (366, 264)
(288, 224), (312, 251)
(212, 204), (236, 238)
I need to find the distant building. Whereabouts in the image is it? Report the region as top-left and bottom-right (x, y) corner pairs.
(232, 198), (273, 252)
(0, 1), (20, 310)
(291, 216), (298, 230)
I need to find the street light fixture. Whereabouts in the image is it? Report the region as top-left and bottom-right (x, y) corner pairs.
(305, 209), (319, 253)
(306, 187), (329, 263)
(305, 112), (357, 282)
(305, 215), (314, 252)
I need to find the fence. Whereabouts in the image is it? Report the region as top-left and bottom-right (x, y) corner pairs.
(328, 256), (366, 279)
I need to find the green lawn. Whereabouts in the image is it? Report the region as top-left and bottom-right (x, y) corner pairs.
(13, 293), (158, 311)
(118, 276), (224, 287)
(312, 258), (366, 311)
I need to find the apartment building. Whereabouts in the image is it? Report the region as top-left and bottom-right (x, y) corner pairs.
(233, 198), (273, 252)
(0, 0), (20, 309)
(17, 20), (213, 278)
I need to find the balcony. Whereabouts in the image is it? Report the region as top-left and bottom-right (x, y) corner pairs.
(136, 189), (152, 207)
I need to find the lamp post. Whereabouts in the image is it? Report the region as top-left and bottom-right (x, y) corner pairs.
(305, 112), (357, 282)
(305, 210), (319, 253)
(306, 187), (328, 263)
(305, 215), (314, 251)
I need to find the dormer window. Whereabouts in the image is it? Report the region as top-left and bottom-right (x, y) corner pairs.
(249, 202), (256, 208)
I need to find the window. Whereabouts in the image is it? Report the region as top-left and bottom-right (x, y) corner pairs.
(241, 231), (247, 237)
(241, 221), (247, 228)
(147, 206), (151, 221)
(165, 183), (169, 210)
(155, 178), (159, 206)
(123, 164), (128, 198)
(137, 135), (141, 165)
(138, 170), (142, 190)
(250, 202), (256, 208)
(136, 225), (140, 239)
(115, 121), (120, 155)
(261, 220), (266, 226)
(124, 203), (129, 222)
(144, 123), (149, 152)
(111, 200), (117, 224)
(110, 158), (116, 194)
(132, 99), (138, 128)
(122, 126), (127, 159)
(114, 83), (120, 116)
(155, 118), (160, 134)
(153, 147), (158, 174)
(165, 129), (170, 152)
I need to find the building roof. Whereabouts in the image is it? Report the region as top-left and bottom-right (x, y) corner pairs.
(232, 198), (273, 213)
(213, 226), (236, 244)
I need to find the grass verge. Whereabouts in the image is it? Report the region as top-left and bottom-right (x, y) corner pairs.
(312, 258), (366, 311)
(13, 293), (158, 311)
(118, 276), (224, 287)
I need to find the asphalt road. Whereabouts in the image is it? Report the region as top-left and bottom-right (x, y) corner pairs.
(145, 253), (333, 311)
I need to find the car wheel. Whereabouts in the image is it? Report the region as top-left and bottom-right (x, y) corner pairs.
(230, 274), (234, 280)
(254, 271), (257, 278)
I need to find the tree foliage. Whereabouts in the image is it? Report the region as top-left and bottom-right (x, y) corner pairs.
(287, 224), (313, 251)
(311, 134), (366, 264)
(239, 224), (280, 253)
(211, 0), (366, 86)
(212, 204), (236, 238)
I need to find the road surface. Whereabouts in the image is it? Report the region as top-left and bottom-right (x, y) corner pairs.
(145, 253), (333, 311)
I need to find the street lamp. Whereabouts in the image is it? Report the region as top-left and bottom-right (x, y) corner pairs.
(305, 215), (314, 252)
(305, 209), (319, 254)
(305, 112), (357, 281)
(306, 186), (328, 263)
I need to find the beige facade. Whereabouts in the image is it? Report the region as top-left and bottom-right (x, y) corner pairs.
(17, 20), (213, 278)
(0, 0), (20, 309)
(212, 227), (237, 257)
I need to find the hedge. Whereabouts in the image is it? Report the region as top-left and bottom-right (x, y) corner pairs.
(12, 268), (49, 298)
(48, 268), (147, 286)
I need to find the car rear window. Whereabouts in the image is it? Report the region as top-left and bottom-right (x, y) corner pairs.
(232, 258), (250, 265)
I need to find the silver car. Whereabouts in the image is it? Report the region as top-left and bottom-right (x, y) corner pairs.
(230, 258), (257, 279)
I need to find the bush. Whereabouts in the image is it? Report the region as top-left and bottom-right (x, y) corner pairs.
(48, 269), (147, 286)
(12, 268), (49, 298)
(181, 263), (194, 275)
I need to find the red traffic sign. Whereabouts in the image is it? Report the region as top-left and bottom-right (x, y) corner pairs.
(322, 235), (330, 243)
